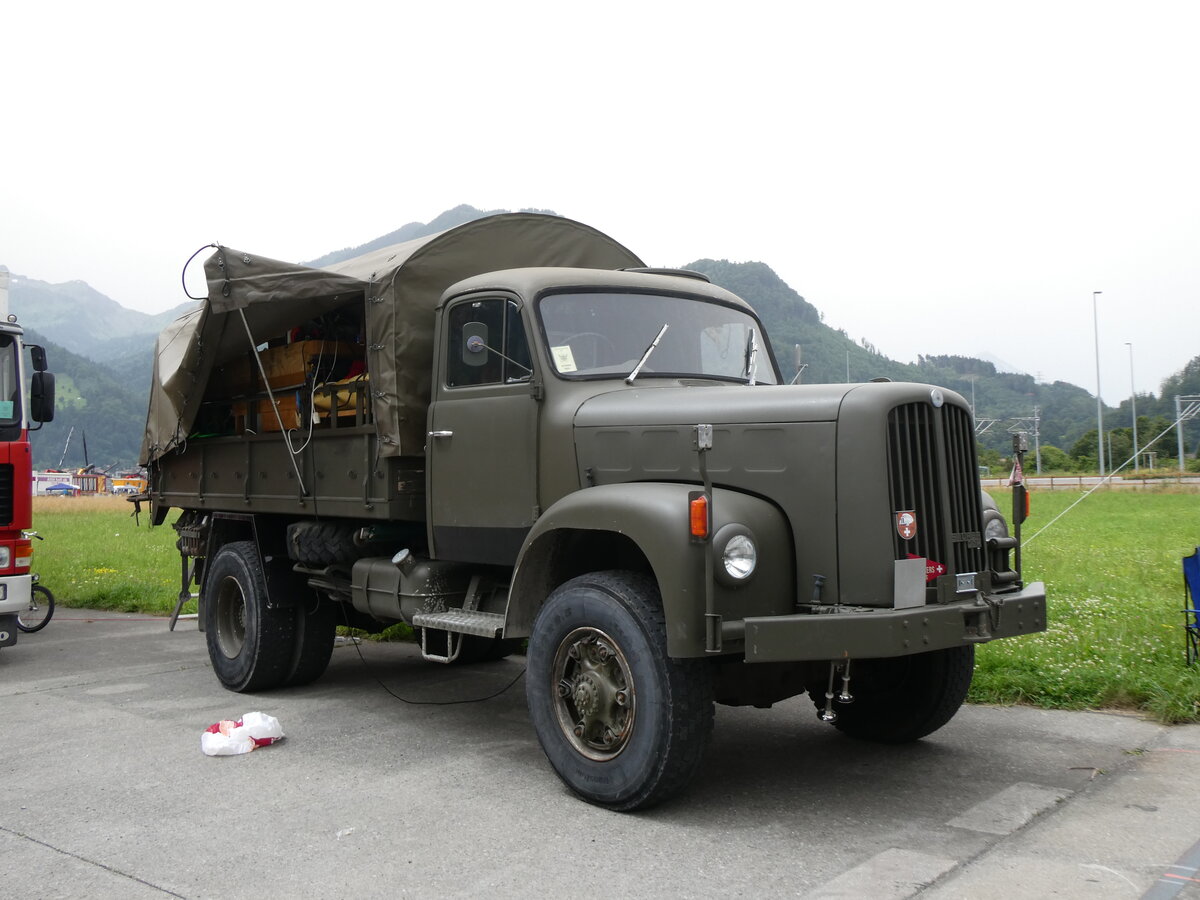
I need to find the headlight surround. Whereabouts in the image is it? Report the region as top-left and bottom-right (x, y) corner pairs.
(713, 524), (758, 586)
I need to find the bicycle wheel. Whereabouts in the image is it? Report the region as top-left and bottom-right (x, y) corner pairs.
(17, 584), (54, 633)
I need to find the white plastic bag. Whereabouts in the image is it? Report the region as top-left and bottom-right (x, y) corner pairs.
(201, 711), (285, 756)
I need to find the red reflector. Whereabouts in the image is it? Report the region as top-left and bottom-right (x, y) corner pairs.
(689, 495), (709, 539)
(1024, 491), (1031, 518)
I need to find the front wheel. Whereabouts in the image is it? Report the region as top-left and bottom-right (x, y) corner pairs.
(809, 645), (975, 743)
(17, 584), (55, 633)
(526, 571), (714, 811)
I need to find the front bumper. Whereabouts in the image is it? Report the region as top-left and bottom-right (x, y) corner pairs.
(742, 581), (1046, 662)
(0, 574), (28, 616)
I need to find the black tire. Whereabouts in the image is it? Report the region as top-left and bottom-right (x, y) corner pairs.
(286, 521), (360, 567)
(810, 645), (975, 744)
(285, 594), (337, 686)
(204, 541), (296, 692)
(526, 570), (714, 811)
(16, 584), (54, 633)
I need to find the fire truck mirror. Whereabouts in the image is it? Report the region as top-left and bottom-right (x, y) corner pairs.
(30, 372), (55, 423)
(29, 345), (48, 373)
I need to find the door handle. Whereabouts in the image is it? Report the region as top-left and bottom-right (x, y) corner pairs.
(427, 430), (454, 438)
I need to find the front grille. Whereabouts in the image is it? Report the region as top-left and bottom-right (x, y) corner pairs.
(0, 464), (12, 525)
(887, 403), (985, 579)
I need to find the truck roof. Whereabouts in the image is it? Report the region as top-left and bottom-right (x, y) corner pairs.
(439, 266), (757, 314)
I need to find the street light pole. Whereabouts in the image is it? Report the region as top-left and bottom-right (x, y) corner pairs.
(1093, 291), (1105, 476)
(1126, 341), (1139, 474)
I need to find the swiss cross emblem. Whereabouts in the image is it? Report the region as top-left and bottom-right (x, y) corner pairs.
(896, 510), (917, 540)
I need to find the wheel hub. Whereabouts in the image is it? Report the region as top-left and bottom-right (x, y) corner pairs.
(214, 576), (247, 659)
(552, 627), (635, 761)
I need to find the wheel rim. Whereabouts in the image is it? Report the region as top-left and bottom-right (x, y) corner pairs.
(551, 626), (636, 761)
(214, 576), (247, 659)
(19, 596), (48, 629)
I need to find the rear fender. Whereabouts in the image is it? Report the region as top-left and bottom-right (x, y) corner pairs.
(200, 513), (301, 610)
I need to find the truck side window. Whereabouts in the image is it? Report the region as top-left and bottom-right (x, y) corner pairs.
(446, 299), (532, 387)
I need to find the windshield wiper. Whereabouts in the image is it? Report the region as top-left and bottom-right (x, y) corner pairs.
(626, 324), (669, 384)
(744, 328), (758, 386)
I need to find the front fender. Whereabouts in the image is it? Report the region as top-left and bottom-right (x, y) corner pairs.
(509, 483), (793, 657)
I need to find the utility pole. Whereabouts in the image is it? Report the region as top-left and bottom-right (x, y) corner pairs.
(1126, 342), (1139, 473)
(1093, 291), (1105, 476)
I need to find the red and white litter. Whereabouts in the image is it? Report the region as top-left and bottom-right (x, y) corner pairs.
(201, 711), (285, 756)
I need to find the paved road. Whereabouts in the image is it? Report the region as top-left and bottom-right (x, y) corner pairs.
(2, 611), (1198, 899)
(982, 476), (1200, 491)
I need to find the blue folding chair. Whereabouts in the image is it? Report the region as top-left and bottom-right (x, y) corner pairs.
(1185, 548), (1200, 666)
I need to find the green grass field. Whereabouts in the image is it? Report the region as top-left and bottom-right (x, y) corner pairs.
(972, 488), (1200, 722)
(28, 489), (1200, 722)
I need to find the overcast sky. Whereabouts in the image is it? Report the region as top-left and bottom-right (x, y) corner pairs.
(4, 1), (1197, 404)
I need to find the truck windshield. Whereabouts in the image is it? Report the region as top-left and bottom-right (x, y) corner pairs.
(0, 335), (20, 427)
(538, 292), (779, 383)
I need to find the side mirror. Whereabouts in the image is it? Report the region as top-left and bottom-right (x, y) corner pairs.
(29, 371), (55, 424)
(462, 322), (489, 367)
(28, 344), (48, 373)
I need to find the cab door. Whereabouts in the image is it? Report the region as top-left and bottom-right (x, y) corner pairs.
(427, 295), (539, 565)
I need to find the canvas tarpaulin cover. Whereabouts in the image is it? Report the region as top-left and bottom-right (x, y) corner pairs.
(141, 213), (643, 464)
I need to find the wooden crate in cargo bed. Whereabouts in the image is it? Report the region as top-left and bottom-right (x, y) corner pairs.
(232, 394), (302, 433)
(220, 341), (361, 394)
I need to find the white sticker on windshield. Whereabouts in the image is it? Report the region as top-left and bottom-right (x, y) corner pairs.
(551, 346), (577, 373)
(0, 401), (12, 419)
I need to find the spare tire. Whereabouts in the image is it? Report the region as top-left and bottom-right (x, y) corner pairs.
(286, 521), (360, 567)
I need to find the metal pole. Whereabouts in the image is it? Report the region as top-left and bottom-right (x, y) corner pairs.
(1033, 406), (1042, 474)
(1180, 398), (1190, 475)
(1126, 341), (1138, 473)
(1093, 291), (1105, 476)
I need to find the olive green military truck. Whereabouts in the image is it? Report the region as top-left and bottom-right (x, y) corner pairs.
(142, 213), (1045, 810)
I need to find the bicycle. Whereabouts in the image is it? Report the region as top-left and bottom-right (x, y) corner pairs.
(17, 532), (54, 633)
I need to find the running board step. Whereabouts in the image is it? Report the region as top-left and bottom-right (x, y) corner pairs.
(411, 609), (504, 638)
(411, 610), (505, 663)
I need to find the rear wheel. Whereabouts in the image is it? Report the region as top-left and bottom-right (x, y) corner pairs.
(526, 571), (714, 811)
(810, 646), (975, 743)
(17, 584), (54, 633)
(285, 595), (337, 686)
(204, 541), (296, 692)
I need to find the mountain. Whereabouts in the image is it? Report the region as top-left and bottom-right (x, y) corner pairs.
(7, 205), (1198, 470)
(684, 259), (1129, 457)
(8, 273), (194, 362)
(303, 204), (559, 268)
(22, 328), (148, 470)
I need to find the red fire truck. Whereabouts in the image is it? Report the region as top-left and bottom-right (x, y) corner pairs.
(0, 271), (55, 649)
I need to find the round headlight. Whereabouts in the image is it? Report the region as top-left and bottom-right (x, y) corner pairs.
(722, 533), (757, 580)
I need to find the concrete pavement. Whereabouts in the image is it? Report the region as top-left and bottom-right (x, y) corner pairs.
(2, 609), (1198, 899)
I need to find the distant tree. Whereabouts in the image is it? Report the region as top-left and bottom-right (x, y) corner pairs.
(977, 446), (1003, 471)
(1039, 445), (1071, 472)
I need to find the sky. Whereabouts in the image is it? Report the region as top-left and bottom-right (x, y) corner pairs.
(3, 1), (1197, 405)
